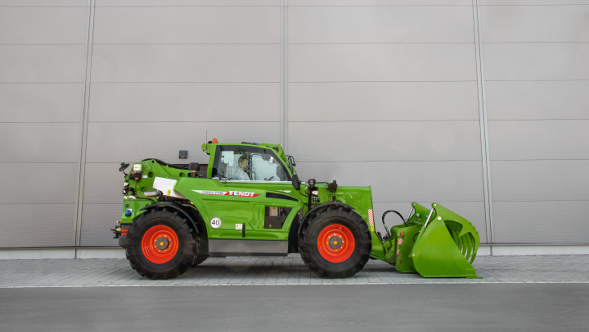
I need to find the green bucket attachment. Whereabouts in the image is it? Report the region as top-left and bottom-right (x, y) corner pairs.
(383, 202), (481, 278)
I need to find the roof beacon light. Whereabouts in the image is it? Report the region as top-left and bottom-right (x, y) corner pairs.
(212, 138), (218, 143)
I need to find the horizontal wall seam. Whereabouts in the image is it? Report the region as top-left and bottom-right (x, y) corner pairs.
(0, 43), (86, 46)
(373, 201), (484, 204)
(89, 82), (280, 84)
(0, 162), (81, 164)
(492, 200), (589, 203)
(291, 160), (484, 163)
(490, 159), (589, 161)
(289, 120), (482, 122)
(0, 82), (84, 84)
(288, 80), (479, 83)
(87, 81), (281, 84)
(488, 119), (589, 121)
(0, 122), (81, 124)
(93, 43), (281, 45)
(92, 5), (471, 8)
(486, 79), (589, 82)
(484, 42), (589, 44)
(289, 42), (476, 45)
(88, 120), (280, 123)
(0, 203), (75, 205)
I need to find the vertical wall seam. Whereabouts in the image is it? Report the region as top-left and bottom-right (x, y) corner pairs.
(472, 0), (494, 246)
(280, 0), (288, 153)
(74, 0), (96, 249)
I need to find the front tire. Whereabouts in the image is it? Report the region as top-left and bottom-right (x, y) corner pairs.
(299, 206), (371, 278)
(126, 208), (197, 280)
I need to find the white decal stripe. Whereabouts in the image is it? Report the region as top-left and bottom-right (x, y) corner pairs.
(193, 190), (227, 195)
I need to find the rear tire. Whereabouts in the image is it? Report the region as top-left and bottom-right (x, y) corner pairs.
(191, 253), (209, 267)
(126, 208), (197, 280)
(299, 206), (371, 278)
(189, 234), (209, 267)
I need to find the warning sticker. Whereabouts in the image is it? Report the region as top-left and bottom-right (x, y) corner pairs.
(194, 190), (260, 198)
(368, 209), (375, 232)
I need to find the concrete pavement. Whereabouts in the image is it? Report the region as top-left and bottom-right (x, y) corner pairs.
(0, 254), (587, 288)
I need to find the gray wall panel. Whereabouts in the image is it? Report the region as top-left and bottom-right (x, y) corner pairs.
(0, 45), (86, 83)
(0, 83), (83, 122)
(0, 7), (87, 44)
(493, 201), (589, 244)
(0, 163), (78, 204)
(93, 7), (280, 44)
(289, 6), (473, 43)
(294, 161), (484, 203)
(289, 82), (479, 121)
(488, 120), (589, 161)
(0, 204), (75, 247)
(491, 160), (589, 202)
(485, 81), (589, 120)
(91, 44), (280, 83)
(373, 201), (487, 242)
(85, 122), (280, 163)
(83, 163), (128, 204)
(481, 5), (589, 43)
(89, 83), (280, 122)
(289, 44), (477, 82)
(483, 43), (589, 81)
(79, 203), (121, 247)
(0, 123), (80, 162)
(481, 1), (589, 245)
(289, 122), (482, 162)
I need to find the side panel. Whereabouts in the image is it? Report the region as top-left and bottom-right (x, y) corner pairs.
(208, 239), (288, 257)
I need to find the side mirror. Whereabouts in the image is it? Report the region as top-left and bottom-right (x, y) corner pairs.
(292, 174), (301, 190)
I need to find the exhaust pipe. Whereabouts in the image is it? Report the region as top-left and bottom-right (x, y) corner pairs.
(143, 190), (162, 198)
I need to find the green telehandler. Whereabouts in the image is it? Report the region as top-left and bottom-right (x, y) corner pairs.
(112, 140), (480, 280)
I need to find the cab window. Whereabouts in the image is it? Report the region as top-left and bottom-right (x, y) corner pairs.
(212, 146), (291, 181)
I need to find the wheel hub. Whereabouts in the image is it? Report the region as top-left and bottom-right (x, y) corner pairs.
(328, 236), (342, 250)
(155, 236), (169, 250)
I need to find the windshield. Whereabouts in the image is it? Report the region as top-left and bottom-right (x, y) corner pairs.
(212, 145), (291, 182)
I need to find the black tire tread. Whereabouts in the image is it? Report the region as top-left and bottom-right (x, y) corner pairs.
(125, 208), (197, 280)
(191, 253), (209, 267)
(299, 206), (371, 278)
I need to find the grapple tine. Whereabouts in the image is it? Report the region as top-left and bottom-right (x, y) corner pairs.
(464, 233), (473, 260)
(449, 226), (458, 245)
(459, 233), (467, 256)
(469, 233), (478, 263)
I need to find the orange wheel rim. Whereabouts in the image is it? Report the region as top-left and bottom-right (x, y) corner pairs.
(317, 224), (355, 263)
(141, 225), (179, 264)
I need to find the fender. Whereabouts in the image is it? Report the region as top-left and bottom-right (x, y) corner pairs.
(140, 202), (201, 234)
(297, 202), (355, 237)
